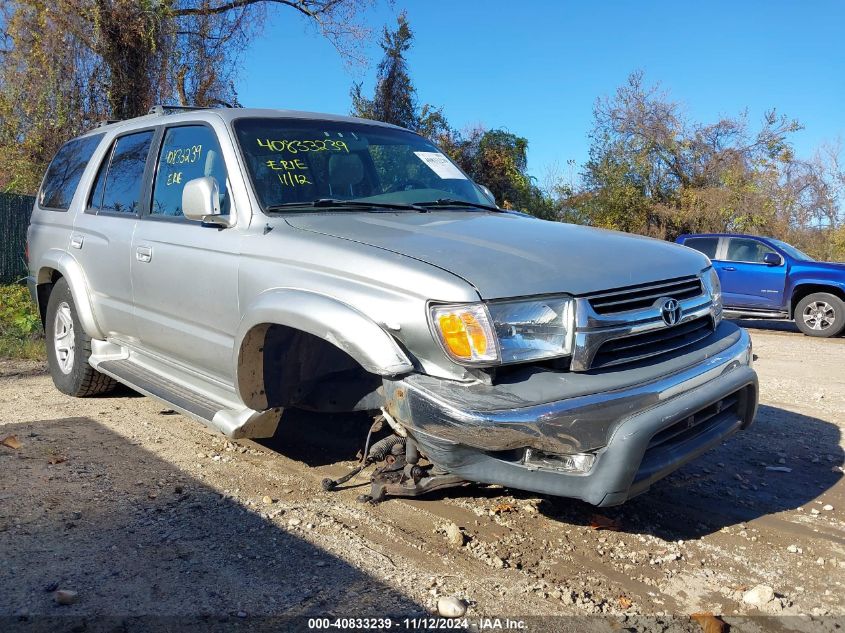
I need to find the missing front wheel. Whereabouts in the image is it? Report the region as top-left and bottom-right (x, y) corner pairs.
(324, 415), (467, 503)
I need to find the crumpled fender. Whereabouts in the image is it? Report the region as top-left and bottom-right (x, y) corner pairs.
(36, 249), (104, 340)
(234, 288), (413, 410)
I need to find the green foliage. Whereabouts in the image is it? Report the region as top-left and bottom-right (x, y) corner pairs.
(0, 284), (45, 360)
(450, 128), (554, 217)
(351, 11), (417, 129)
(350, 15), (550, 218)
(1, 0), (375, 194)
(566, 71), (843, 250)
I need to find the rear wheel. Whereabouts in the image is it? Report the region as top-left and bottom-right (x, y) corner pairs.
(46, 278), (117, 396)
(794, 292), (845, 338)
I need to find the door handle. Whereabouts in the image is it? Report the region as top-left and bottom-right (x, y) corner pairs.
(723, 266), (737, 271)
(136, 246), (152, 263)
(69, 234), (84, 249)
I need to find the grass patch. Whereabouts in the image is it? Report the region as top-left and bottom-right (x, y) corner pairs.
(0, 283), (46, 360)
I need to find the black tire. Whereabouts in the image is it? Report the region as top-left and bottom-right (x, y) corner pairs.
(794, 292), (845, 338)
(45, 278), (117, 396)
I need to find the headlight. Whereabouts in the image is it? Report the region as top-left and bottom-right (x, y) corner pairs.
(703, 267), (723, 325)
(430, 296), (575, 366)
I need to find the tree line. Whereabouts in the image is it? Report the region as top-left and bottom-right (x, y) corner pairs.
(2, 4), (843, 260)
(0, 0), (373, 193)
(351, 14), (845, 261)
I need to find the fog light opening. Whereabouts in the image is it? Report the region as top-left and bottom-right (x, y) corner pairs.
(524, 448), (595, 473)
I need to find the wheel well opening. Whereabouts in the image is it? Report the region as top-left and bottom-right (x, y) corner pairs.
(238, 323), (384, 413)
(791, 284), (845, 318)
(35, 269), (63, 328)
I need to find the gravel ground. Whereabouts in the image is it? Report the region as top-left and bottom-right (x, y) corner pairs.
(0, 323), (843, 631)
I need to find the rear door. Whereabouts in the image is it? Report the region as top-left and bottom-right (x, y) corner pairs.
(71, 128), (156, 340)
(130, 123), (241, 382)
(680, 236), (720, 261)
(716, 237), (787, 309)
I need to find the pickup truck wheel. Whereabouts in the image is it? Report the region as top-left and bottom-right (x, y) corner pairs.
(46, 278), (117, 397)
(794, 293), (845, 338)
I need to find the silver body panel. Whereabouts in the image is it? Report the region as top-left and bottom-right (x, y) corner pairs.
(131, 219), (242, 382)
(284, 212), (708, 299)
(71, 212), (138, 341)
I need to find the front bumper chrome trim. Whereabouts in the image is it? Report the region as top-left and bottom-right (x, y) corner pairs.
(384, 323), (758, 506)
(385, 325), (753, 455)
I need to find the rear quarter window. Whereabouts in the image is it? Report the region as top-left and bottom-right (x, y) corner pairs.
(38, 134), (105, 211)
(682, 237), (719, 259)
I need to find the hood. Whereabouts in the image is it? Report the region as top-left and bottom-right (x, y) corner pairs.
(799, 260), (845, 273)
(284, 212), (710, 299)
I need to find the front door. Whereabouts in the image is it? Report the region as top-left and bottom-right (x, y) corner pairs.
(714, 237), (787, 309)
(130, 124), (241, 383)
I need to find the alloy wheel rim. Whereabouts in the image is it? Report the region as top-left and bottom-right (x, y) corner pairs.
(53, 302), (75, 374)
(802, 301), (835, 331)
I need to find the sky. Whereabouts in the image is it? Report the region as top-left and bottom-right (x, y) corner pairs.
(238, 1), (845, 184)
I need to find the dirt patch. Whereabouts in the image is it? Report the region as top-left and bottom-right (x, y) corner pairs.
(1, 326), (843, 627)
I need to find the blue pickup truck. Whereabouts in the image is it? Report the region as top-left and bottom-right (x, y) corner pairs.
(676, 233), (845, 338)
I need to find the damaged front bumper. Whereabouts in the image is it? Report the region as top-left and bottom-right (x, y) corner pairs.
(383, 321), (758, 506)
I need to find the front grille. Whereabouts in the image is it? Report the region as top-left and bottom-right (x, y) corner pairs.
(587, 276), (704, 315)
(591, 316), (714, 369)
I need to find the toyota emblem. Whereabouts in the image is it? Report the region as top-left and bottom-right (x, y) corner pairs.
(660, 298), (682, 326)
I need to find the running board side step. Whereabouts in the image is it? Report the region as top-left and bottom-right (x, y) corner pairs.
(723, 308), (789, 319)
(95, 357), (281, 439)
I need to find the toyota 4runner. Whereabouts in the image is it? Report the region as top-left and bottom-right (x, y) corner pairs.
(27, 106), (758, 506)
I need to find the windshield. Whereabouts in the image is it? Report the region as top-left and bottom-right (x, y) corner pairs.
(769, 239), (814, 261)
(233, 118), (489, 211)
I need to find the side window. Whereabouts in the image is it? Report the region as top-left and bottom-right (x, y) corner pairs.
(91, 131), (154, 215)
(725, 238), (776, 264)
(39, 134), (104, 210)
(87, 145), (113, 211)
(683, 237), (719, 259)
(151, 125), (229, 217)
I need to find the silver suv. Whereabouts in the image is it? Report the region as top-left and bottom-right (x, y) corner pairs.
(27, 106), (758, 505)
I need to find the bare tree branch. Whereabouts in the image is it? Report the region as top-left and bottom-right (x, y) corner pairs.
(172, 0), (317, 19)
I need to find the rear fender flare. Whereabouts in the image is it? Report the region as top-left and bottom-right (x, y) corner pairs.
(36, 250), (104, 340)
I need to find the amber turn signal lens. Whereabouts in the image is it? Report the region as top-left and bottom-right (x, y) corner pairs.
(438, 312), (488, 358)
(430, 303), (497, 364)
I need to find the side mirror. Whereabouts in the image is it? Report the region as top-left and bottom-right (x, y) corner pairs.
(763, 252), (783, 266)
(476, 183), (497, 206)
(182, 176), (226, 225)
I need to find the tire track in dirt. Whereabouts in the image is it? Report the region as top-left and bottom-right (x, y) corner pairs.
(224, 446), (676, 613)
(643, 496), (845, 546)
(284, 455), (692, 613)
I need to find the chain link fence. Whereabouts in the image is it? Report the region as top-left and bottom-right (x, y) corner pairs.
(0, 193), (35, 283)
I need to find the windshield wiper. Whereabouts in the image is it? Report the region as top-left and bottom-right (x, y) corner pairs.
(265, 198), (430, 213)
(415, 198), (503, 213)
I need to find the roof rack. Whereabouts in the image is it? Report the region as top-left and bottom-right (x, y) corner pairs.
(95, 119), (121, 128)
(148, 104), (213, 116)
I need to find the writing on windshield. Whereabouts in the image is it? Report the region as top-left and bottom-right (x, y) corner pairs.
(256, 138), (350, 154)
(234, 118), (488, 210)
